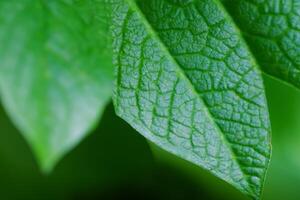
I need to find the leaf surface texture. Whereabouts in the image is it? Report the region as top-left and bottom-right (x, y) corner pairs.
(112, 0), (271, 199)
(223, 0), (300, 88)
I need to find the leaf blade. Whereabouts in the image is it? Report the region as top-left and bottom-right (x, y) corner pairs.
(112, 0), (271, 199)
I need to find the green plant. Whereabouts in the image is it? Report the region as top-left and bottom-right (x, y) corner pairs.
(0, 0), (299, 199)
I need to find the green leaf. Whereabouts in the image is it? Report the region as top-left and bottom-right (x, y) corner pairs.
(223, 0), (300, 88)
(112, 0), (271, 199)
(0, 0), (113, 172)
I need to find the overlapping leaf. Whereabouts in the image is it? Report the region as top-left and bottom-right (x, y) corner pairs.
(223, 0), (300, 88)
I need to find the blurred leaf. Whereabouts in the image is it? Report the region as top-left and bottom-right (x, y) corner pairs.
(112, 0), (271, 199)
(223, 0), (300, 89)
(0, 0), (113, 172)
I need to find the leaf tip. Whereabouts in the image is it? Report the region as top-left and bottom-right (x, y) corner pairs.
(36, 154), (60, 175)
(31, 144), (63, 174)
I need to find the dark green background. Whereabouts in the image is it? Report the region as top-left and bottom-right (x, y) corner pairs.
(0, 75), (299, 200)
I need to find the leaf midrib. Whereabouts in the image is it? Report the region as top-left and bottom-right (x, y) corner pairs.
(124, 0), (256, 196)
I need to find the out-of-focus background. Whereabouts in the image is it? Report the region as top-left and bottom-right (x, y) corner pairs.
(0, 75), (299, 200)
